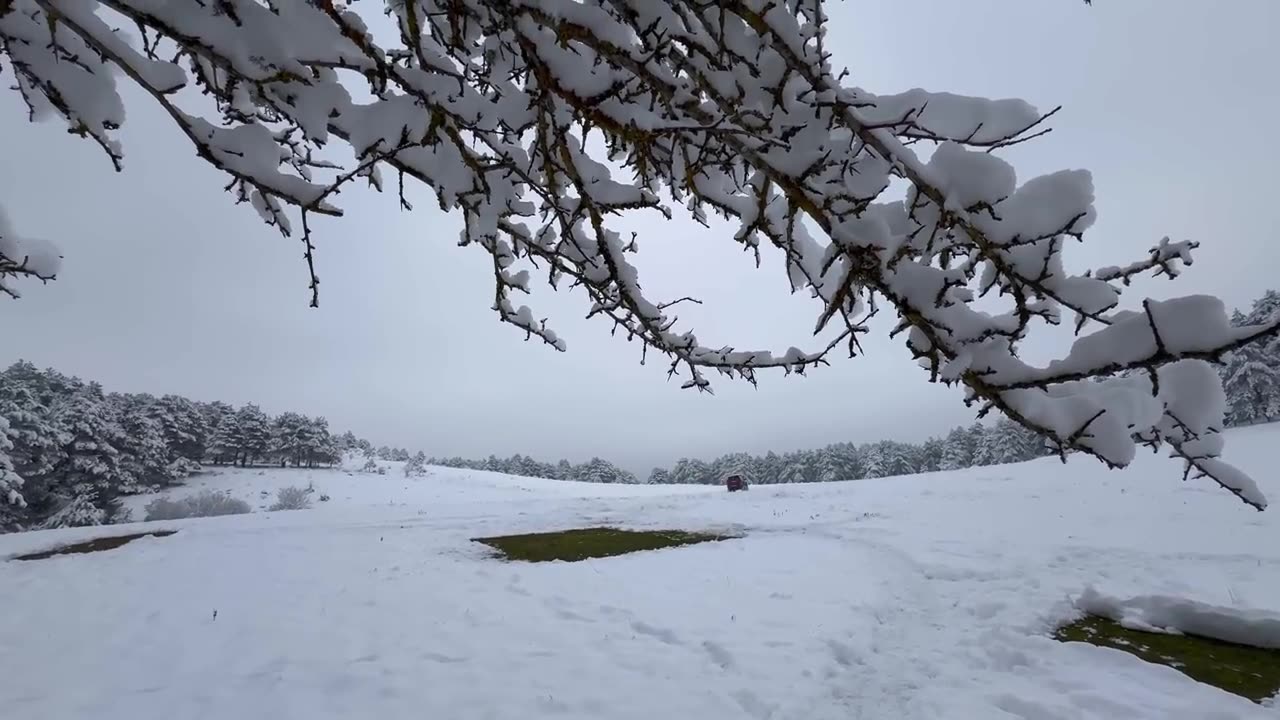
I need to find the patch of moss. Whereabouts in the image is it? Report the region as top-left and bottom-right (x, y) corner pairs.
(1055, 614), (1280, 703)
(12, 530), (178, 561)
(473, 527), (733, 563)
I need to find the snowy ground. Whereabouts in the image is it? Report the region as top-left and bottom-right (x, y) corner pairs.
(3, 427), (1280, 719)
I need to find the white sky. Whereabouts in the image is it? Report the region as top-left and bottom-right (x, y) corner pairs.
(2, 0), (1277, 476)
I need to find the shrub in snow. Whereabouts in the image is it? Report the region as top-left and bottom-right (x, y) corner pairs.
(144, 491), (251, 521)
(3, 1), (1278, 509)
(404, 452), (428, 478)
(40, 494), (108, 529)
(269, 486), (312, 512)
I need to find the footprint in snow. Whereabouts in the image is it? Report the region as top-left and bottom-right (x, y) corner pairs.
(630, 621), (681, 645)
(420, 652), (466, 664)
(732, 689), (776, 720)
(827, 639), (860, 667)
(702, 640), (735, 669)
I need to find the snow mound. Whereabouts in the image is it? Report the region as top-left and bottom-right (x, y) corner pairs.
(1074, 586), (1280, 650)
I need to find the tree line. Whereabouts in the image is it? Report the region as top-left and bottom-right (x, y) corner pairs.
(648, 417), (1050, 486)
(0, 361), (400, 532)
(428, 455), (638, 485)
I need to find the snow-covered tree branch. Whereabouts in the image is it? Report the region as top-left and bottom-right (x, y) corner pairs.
(3, 0), (1276, 508)
(0, 204), (61, 298)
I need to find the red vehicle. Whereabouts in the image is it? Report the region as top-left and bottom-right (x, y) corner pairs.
(725, 474), (748, 492)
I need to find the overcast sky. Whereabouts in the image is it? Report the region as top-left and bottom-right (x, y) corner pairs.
(2, 0), (1277, 476)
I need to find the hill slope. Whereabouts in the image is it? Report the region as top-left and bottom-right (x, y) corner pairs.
(3, 426), (1279, 719)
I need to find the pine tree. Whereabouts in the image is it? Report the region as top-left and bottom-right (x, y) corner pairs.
(573, 457), (621, 483)
(878, 441), (914, 477)
(1246, 290), (1280, 326)
(0, 416), (26, 530)
(41, 384), (131, 528)
(1219, 304), (1280, 427)
(670, 458), (713, 485)
(1222, 343), (1280, 426)
(860, 443), (887, 479)
(555, 459), (573, 480)
(940, 425), (978, 471)
(111, 394), (176, 489)
(404, 451), (427, 477)
(153, 394), (208, 462)
(772, 450), (807, 483)
(201, 401), (237, 464)
(647, 467), (671, 484)
(971, 424), (999, 467)
(0, 381), (64, 483)
(919, 438), (945, 473)
(232, 404), (272, 466)
(757, 451), (783, 484)
(815, 445), (849, 483)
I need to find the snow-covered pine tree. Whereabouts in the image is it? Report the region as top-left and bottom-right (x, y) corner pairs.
(757, 451), (783, 485)
(1246, 291), (1280, 327)
(0, 416), (26, 531)
(878, 441), (915, 477)
(983, 417), (1048, 464)
(41, 384), (131, 528)
(201, 401), (237, 465)
(5, 1), (1278, 508)
(860, 443), (888, 479)
(153, 394), (209, 463)
(669, 458), (713, 485)
(0, 380), (64, 490)
(232, 404), (272, 466)
(940, 426), (977, 471)
(1216, 300), (1280, 427)
(647, 467), (671, 485)
(971, 424), (999, 467)
(302, 417), (336, 467)
(1221, 339), (1280, 426)
(815, 445), (849, 483)
(269, 412), (308, 467)
(404, 451), (427, 478)
(335, 431), (358, 455)
(919, 438), (946, 473)
(568, 457), (608, 483)
(110, 393), (177, 490)
(554, 459), (573, 481)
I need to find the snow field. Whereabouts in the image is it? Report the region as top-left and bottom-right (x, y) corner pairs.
(3, 425), (1279, 719)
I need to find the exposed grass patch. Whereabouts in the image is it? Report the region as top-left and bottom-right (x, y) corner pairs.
(12, 530), (178, 561)
(474, 527), (733, 563)
(1055, 614), (1280, 703)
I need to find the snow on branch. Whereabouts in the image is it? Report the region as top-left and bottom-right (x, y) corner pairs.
(2, 0), (1274, 508)
(0, 202), (61, 298)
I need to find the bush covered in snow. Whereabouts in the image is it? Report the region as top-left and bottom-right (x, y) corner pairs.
(144, 491), (251, 521)
(268, 486), (312, 512)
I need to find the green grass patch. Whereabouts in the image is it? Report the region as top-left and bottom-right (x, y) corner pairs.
(12, 530), (177, 561)
(473, 527), (734, 563)
(1055, 614), (1280, 703)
